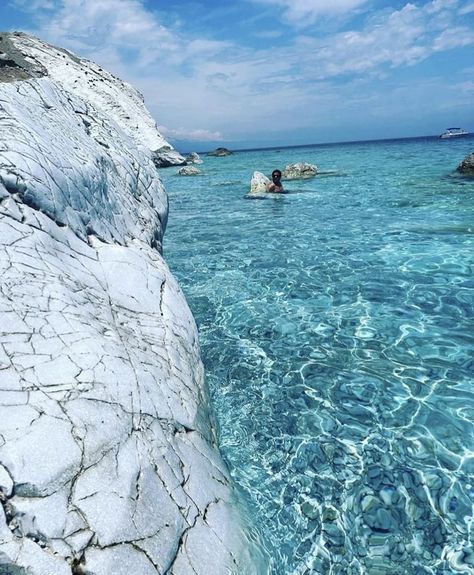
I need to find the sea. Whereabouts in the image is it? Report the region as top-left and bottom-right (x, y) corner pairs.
(160, 135), (474, 575)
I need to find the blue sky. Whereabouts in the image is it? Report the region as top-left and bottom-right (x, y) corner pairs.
(2, 0), (474, 151)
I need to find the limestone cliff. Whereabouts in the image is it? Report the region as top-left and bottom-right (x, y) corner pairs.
(0, 32), (259, 574)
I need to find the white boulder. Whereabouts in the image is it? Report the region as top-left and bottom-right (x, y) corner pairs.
(178, 166), (202, 175)
(282, 162), (318, 179)
(153, 145), (187, 167)
(185, 152), (203, 164)
(0, 31), (263, 575)
(250, 171), (270, 194)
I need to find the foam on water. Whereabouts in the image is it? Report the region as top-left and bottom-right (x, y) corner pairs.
(162, 137), (474, 574)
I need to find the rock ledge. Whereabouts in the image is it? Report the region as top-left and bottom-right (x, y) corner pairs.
(0, 31), (262, 575)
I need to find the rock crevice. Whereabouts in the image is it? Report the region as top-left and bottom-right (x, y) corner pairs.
(0, 32), (263, 575)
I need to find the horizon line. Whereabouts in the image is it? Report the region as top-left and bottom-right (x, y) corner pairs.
(183, 132), (472, 155)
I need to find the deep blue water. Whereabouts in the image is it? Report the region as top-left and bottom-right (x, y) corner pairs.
(161, 136), (474, 575)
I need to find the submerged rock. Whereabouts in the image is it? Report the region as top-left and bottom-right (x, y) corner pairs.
(282, 162), (318, 179)
(456, 152), (474, 175)
(207, 147), (232, 156)
(0, 31), (262, 575)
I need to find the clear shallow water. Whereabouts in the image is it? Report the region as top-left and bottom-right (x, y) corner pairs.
(161, 137), (474, 575)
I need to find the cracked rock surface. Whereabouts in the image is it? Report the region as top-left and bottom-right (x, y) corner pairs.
(0, 32), (261, 574)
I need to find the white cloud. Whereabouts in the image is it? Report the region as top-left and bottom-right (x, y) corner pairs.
(287, 1), (474, 79)
(184, 38), (232, 56)
(459, 1), (474, 13)
(14, 0), (474, 143)
(426, 0), (459, 13)
(455, 80), (474, 93)
(17, 0), (471, 85)
(250, 0), (369, 24)
(13, 0), (57, 8)
(20, 0), (181, 66)
(157, 126), (223, 141)
(433, 25), (474, 50)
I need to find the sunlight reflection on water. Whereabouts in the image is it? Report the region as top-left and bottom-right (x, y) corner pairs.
(162, 137), (474, 574)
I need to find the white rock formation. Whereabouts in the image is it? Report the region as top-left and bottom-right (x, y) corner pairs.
(282, 162), (318, 179)
(0, 31), (186, 168)
(177, 166), (201, 176)
(0, 32), (262, 574)
(185, 152), (203, 165)
(153, 145), (187, 168)
(249, 171), (270, 194)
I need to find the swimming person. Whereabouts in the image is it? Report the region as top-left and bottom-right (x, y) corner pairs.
(266, 169), (284, 193)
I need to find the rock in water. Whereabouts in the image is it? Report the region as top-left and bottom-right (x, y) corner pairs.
(456, 152), (474, 175)
(250, 171), (270, 194)
(185, 152), (203, 164)
(282, 162), (318, 179)
(0, 31), (263, 575)
(178, 166), (202, 175)
(207, 147), (232, 156)
(152, 144), (187, 167)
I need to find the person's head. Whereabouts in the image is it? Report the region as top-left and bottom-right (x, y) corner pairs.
(272, 169), (282, 181)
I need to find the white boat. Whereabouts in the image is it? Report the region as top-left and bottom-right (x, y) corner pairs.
(440, 127), (469, 139)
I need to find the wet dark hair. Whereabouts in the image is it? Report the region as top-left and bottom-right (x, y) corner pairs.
(272, 170), (282, 178)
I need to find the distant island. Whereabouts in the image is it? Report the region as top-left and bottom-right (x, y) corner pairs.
(207, 147), (232, 156)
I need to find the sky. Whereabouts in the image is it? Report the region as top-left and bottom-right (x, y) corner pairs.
(1, 0), (474, 151)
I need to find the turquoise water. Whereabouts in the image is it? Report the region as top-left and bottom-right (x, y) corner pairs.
(161, 137), (474, 575)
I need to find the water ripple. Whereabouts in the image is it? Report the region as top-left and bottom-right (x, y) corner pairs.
(163, 138), (474, 574)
